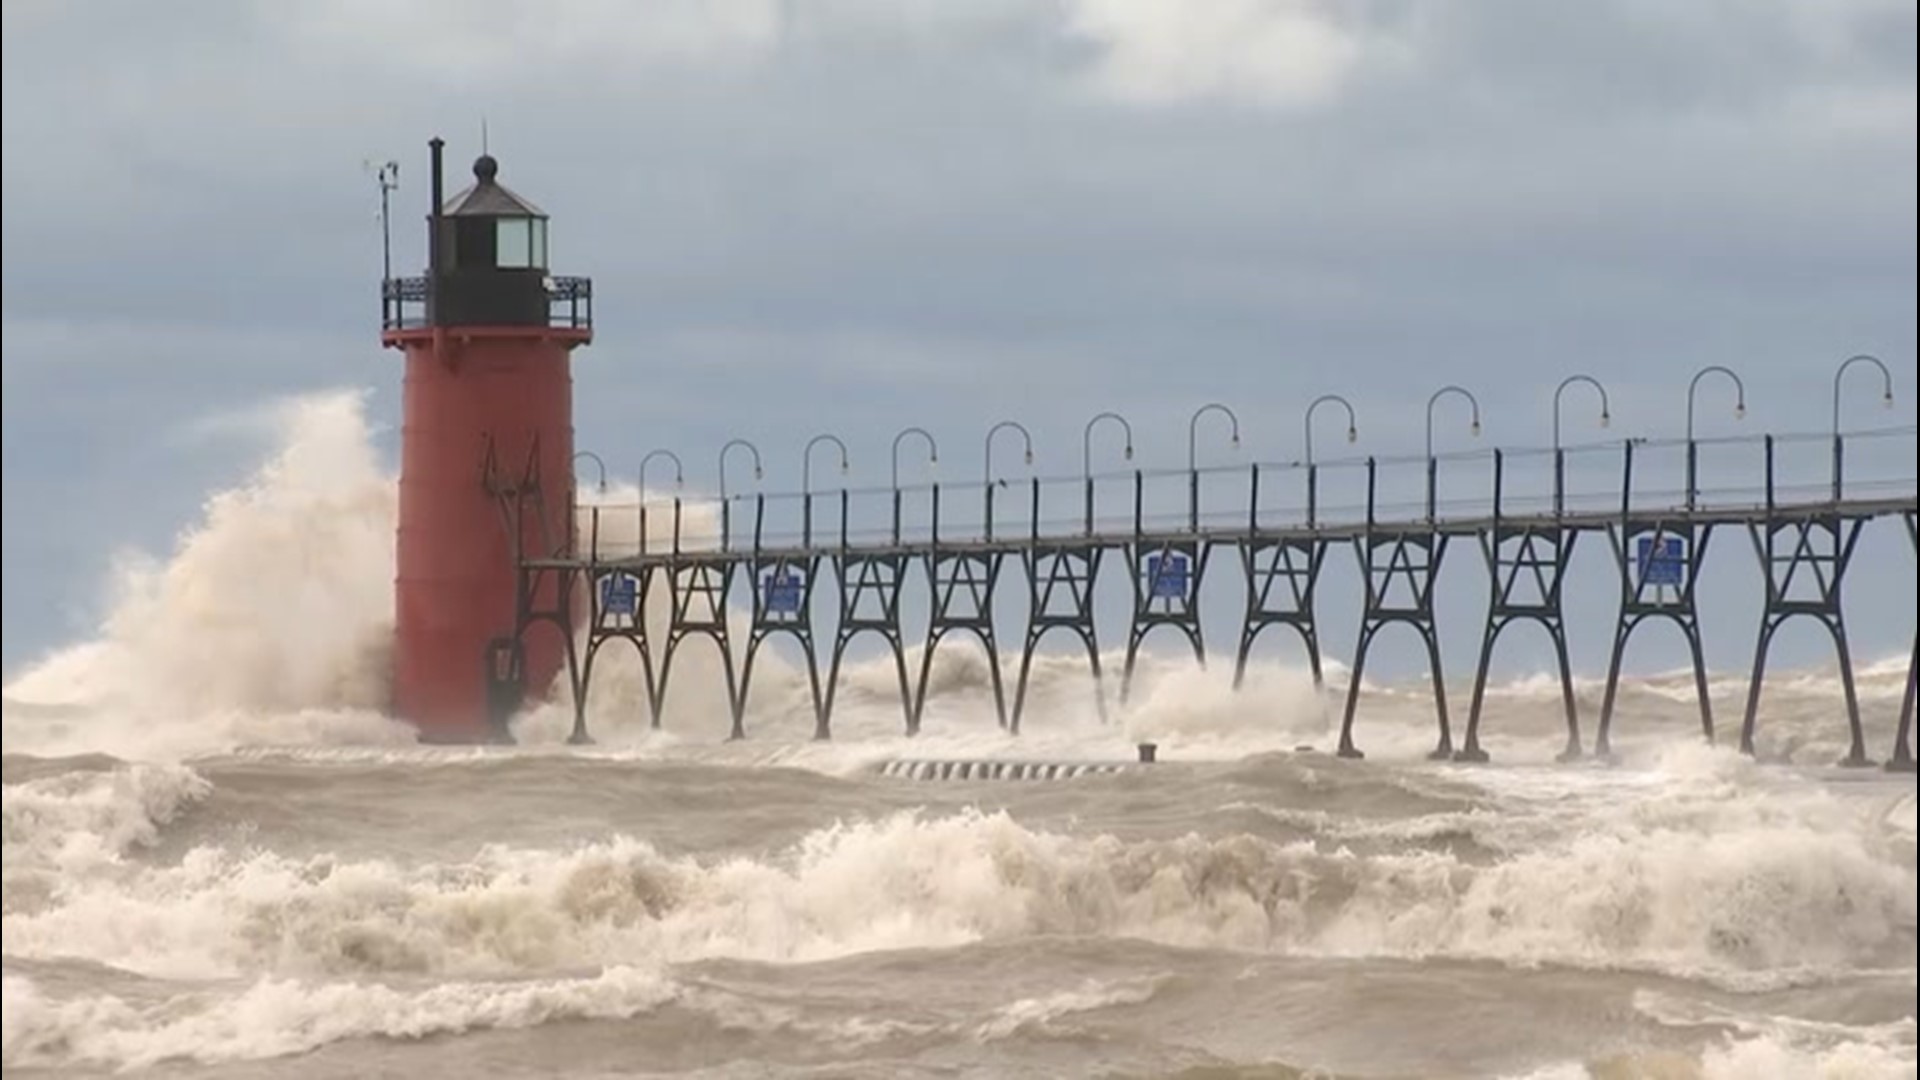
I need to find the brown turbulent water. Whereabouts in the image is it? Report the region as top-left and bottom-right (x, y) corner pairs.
(3, 658), (1915, 1079)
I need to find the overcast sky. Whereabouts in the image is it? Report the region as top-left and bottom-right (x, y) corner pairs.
(3, 0), (1915, 676)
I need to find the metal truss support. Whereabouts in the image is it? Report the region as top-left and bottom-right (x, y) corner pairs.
(737, 554), (825, 741)
(1892, 512), (1918, 774)
(502, 561), (588, 745)
(1458, 523), (1583, 764)
(659, 557), (746, 740)
(1120, 539), (1209, 704)
(1891, 633), (1916, 774)
(1012, 544), (1108, 734)
(914, 551), (1009, 732)
(484, 435), (581, 745)
(1234, 538), (1328, 691)
(576, 564), (663, 742)
(822, 554), (915, 738)
(1738, 513), (1870, 766)
(1337, 527), (1453, 761)
(1596, 521), (1715, 758)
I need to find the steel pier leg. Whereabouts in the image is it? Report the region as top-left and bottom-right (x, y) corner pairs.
(1424, 627), (1454, 760)
(1889, 636), (1917, 774)
(1739, 619), (1776, 757)
(1595, 621), (1632, 760)
(1552, 625), (1582, 762)
(1685, 621), (1714, 745)
(1831, 619), (1870, 768)
(568, 641), (596, 746)
(1336, 623), (1378, 760)
(1455, 620), (1499, 764)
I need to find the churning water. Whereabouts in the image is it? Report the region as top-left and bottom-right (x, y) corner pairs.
(2, 393), (1914, 1078)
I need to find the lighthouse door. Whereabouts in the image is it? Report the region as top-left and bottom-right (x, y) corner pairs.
(483, 636), (526, 738)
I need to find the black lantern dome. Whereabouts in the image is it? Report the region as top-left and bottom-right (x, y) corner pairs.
(434, 154), (554, 326)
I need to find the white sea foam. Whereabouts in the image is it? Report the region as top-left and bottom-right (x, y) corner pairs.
(973, 974), (1169, 1041)
(1617, 990), (1920, 1080)
(1505, 1036), (1917, 1080)
(3, 795), (1908, 989)
(0, 965), (1180, 1072)
(2, 763), (211, 874)
(1696, 1035), (1917, 1080)
(0, 966), (678, 1071)
(2, 391), (410, 758)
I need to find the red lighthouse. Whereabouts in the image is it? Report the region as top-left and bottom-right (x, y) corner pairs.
(380, 139), (592, 741)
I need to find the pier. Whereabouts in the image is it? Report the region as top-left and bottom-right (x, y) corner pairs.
(481, 365), (1917, 771)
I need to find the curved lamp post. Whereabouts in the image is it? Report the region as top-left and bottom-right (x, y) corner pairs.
(802, 433), (851, 546)
(984, 420), (1034, 541)
(1303, 394), (1358, 468)
(1424, 385), (1482, 521)
(570, 451), (610, 557)
(1684, 365), (1745, 510)
(1187, 403), (1241, 531)
(802, 433), (850, 497)
(718, 438), (764, 501)
(1551, 375), (1611, 515)
(572, 450), (608, 493)
(1082, 412), (1134, 535)
(639, 449), (685, 494)
(890, 426), (938, 545)
(717, 438), (763, 552)
(1304, 394), (1358, 529)
(890, 426), (939, 490)
(637, 448), (685, 557)
(1830, 354), (1894, 501)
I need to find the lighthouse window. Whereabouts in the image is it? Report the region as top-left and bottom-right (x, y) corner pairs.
(496, 217), (534, 269)
(452, 217), (495, 268)
(531, 219), (548, 269)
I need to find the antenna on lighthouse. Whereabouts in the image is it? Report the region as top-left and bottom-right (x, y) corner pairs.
(366, 158), (401, 283)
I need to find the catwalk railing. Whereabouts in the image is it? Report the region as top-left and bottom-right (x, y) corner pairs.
(486, 424), (1918, 772)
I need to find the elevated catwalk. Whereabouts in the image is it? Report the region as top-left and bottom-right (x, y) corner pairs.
(482, 409), (1917, 771)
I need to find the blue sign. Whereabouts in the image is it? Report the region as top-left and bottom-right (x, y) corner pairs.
(600, 573), (639, 616)
(1637, 537), (1685, 587)
(763, 570), (804, 614)
(1147, 554), (1190, 599)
